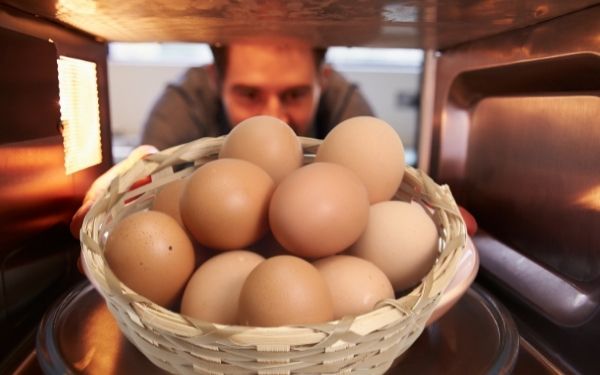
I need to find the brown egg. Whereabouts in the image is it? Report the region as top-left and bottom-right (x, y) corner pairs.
(348, 201), (439, 291)
(181, 250), (264, 324)
(313, 255), (394, 319)
(104, 210), (196, 308)
(269, 162), (370, 258)
(238, 255), (334, 326)
(180, 158), (275, 251)
(151, 177), (187, 227)
(219, 115), (303, 184)
(315, 116), (405, 203)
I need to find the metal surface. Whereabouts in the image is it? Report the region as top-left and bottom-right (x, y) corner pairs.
(36, 281), (519, 374)
(0, 5), (113, 249)
(2, 0), (599, 48)
(426, 5), (600, 374)
(0, 6), (114, 372)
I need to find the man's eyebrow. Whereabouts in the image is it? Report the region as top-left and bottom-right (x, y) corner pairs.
(231, 84), (258, 91)
(230, 84), (312, 94)
(287, 84), (312, 89)
(282, 85), (312, 92)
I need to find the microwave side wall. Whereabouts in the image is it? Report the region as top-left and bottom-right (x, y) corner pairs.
(422, 6), (600, 374)
(0, 5), (112, 372)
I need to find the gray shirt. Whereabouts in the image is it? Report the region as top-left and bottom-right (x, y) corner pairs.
(141, 66), (374, 150)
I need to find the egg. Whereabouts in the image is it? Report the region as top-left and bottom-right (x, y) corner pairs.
(348, 200), (439, 291)
(315, 116), (405, 203)
(180, 250), (264, 324)
(151, 177), (187, 227)
(180, 158), (275, 251)
(313, 255), (394, 319)
(238, 255), (334, 326)
(269, 162), (370, 258)
(104, 210), (196, 308)
(219, 115), (303, 184)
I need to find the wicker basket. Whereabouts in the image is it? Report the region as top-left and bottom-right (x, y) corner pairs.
(80, 136), (467, 375)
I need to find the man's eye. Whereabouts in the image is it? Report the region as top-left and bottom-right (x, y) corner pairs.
(282, 88), (310, 103)
(236, 88), (260, 101)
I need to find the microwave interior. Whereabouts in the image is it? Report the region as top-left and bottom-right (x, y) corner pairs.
(1, 1), (599, 374)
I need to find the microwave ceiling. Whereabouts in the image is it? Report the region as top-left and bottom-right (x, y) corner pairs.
(3, 0), (599, 49)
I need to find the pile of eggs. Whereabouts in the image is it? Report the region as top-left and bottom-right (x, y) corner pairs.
(104, 115), (439, 327)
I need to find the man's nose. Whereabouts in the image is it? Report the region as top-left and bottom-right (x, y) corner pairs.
(263, 95), (290, 124)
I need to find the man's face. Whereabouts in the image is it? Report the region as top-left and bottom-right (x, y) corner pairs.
(220, 41), (323, 136)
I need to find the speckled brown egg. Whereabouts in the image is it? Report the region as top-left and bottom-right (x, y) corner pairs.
(104, 210), (196, 308)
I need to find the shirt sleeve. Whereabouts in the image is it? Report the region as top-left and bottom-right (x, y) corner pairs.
(140, 67), (222, 150)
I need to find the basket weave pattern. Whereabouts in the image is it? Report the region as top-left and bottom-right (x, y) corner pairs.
(81, 136), (467, 374)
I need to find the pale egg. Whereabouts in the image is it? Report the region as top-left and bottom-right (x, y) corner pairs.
(313, 255), (394, 319)
(348, 200), (439, 292)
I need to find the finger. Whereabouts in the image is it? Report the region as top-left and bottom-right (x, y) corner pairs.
(70, 199), (93, 239)
(458, 206), (478, 236)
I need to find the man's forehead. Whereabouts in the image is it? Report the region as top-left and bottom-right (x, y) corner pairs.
(228, 35), (314, 50)
(225, 44), (318, 85)
(227, 41), (314, 60)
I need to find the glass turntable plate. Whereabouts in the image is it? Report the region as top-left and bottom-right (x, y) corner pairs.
(36, 278), (518, 374)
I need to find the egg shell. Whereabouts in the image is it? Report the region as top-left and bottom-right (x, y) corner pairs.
(313, 255), (395, 319)
(104, 210), (196, 308)
(180, 158), (275, 251)
(269, 162), (370, 258)
(348, 200), (439, 291)
(151, 177), (187, 227)
(219, 115), (303, 184)
(181, 250), (264, 324)
(315, 116), (405, 203)
(238, 255), (334, 326)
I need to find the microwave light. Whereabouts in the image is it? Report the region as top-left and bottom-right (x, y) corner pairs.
(57, 55), (102, 175)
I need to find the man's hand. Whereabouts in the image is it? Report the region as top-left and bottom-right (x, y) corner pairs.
(458, 206), (478, 236)
(70, 145), (158, 239)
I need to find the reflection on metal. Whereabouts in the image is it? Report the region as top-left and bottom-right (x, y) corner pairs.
(417, 49), (436, 172)
(573, 184), (600, 212)
(4, 1), (599, 48)
(430, 6), (600, 373)
(0, 138), (78, 249)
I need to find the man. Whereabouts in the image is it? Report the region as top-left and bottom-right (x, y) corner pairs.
(141, 37), (374, 150)
(70, 37), (374, 237)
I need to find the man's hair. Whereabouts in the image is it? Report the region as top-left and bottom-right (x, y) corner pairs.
(210, 44), (327, 82)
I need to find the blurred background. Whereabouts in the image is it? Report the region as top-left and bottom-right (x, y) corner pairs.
(107, 43), (423, 165)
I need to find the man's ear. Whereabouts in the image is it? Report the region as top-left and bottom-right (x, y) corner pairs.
(319, 63), (332, 89)
(206, 64), (220, 93)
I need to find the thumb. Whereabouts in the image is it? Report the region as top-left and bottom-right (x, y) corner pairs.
(70, 198), (94, 239)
